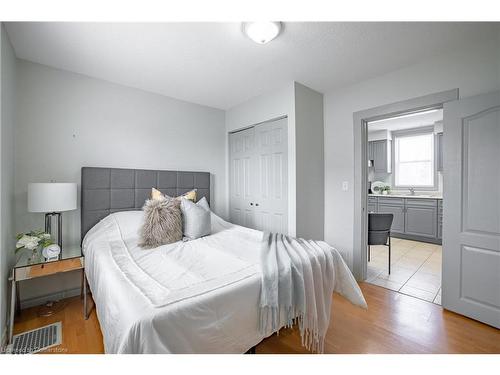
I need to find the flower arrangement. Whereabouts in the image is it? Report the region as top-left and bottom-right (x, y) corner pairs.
(372, 185), (391, 194)
(381, 185), (391, 195)
(15, 230), (53, 254)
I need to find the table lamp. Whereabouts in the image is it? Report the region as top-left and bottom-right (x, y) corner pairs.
(28, 182), (77, 258)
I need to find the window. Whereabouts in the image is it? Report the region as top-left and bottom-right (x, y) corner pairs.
(394, 131), (435, 188)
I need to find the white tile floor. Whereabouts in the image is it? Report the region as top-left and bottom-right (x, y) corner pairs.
(366, 238), (442, 304)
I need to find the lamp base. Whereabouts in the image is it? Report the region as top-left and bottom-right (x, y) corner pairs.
(45, 212), (63, 259)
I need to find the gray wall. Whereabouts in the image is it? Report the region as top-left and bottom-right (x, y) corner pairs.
(294, 82), (324, 240)
(0, 24), (16, 344)
(14, 60), (226, 304)
(225, 83), (294, 132)
(324, 37), (500, 266)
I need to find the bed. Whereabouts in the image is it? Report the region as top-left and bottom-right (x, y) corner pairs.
(81, 167), (365, 353)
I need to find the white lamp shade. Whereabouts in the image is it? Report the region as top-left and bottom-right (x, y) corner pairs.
(28, 183), (77, 213)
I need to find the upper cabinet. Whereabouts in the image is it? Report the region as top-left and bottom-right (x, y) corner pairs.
(368, 141), (375, 162)
(436, 132), (443, 172)
(369, 140), (392, 174)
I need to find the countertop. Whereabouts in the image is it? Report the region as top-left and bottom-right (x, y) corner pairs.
(369, 193), (443, 199)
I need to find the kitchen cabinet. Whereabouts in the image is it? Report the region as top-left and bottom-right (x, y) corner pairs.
(436, 132), (443, 172)
(404, 199), (438, 239)
(368, 196), (377, 213)
(368, 141), (375, 162)
(369, 140), (391, 174)
(368, 195), (442, 244)
(437, 200), (443, 239)
(377, 202), (405, 234)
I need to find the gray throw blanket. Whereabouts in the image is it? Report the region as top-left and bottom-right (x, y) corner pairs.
(259, 232), (367, 353)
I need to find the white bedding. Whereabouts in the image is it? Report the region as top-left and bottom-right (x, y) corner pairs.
(83, 211), (364, 353)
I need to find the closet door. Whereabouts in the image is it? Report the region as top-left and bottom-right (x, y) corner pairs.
(254, 118), (288, 234)
(229, 127), (257, 228)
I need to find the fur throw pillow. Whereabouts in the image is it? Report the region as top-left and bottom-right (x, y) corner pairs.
(139, 196), (183, 248)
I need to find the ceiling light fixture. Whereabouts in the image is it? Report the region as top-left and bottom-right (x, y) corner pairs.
(243, 22), (282, 44)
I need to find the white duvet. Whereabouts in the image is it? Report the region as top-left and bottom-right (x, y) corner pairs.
(83, 211), (364, 353)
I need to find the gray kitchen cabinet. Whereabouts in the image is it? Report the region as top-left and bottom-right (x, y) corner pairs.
(437, 200), (443, 239)
(377, 202), (405, 234)
(367, 195), (442, 243)
(404, 200), (438, 239)
(370, 140), (392, 174)
(368, 196), (378, 213)
(436, 132), (443, 172)
(368, 141), (375, 162)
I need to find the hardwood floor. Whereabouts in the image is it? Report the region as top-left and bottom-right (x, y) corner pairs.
(13, 296), (104, 354)
(13, 283), (500, 354)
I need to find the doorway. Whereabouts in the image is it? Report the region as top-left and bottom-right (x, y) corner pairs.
(354, 89), (500, 329)
(365, 109), (443, 304)
(353, 89), (458, 283)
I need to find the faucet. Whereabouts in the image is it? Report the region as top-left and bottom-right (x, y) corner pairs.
(409, 187), (415, 196)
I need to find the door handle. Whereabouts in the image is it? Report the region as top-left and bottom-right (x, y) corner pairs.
(250, 203), (253, 206)
(255, 203), (259, 207)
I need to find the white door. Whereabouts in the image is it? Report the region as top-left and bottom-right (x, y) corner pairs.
(254, 118), (288, 234)
(229, 118), (288, 233)
(229, 127), (257, 228)
(443, 91), (500, 328)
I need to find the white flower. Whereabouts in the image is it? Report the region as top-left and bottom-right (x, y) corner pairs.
(24, 240), (39, 250)
(40, 233), (51, 239)
(16, 235), (40, 250)
(16, 235), (31, 247)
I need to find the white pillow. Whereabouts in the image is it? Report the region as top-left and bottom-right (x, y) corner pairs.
(197, 196), (210, 212)
(180, 198), (211, 240)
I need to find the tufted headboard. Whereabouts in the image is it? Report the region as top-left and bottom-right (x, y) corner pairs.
(81, 167), (210, 240)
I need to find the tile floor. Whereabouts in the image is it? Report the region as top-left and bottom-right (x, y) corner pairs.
(366, 238), (442, 304)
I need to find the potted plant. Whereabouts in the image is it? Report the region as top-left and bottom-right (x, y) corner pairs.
(381, 186), (391, 195)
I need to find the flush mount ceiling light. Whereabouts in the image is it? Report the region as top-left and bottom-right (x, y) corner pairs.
(243, 22), (282, 44)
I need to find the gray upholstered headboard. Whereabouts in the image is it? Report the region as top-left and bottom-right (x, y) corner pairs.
(81, 167), (210, 240)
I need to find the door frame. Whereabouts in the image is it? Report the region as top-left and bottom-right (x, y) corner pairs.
(352, 89), (459, 281)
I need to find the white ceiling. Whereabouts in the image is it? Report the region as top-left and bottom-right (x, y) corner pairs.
(5, 22), (499, 110)
(368, 109), (443, 132)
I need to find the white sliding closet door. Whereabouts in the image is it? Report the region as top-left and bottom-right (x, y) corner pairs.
(229, 117), (288, 234)
(254, 118), (288, 233)
(229, 126), (257, 228)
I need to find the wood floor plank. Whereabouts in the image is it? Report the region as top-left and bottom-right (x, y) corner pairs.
(13, 283), (500, 354)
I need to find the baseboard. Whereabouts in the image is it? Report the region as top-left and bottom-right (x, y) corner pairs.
(391, 233), (442, 245)
(20, 287), (81, 309)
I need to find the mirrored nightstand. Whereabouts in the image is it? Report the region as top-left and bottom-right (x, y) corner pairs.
(8, 246), (88, 345)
